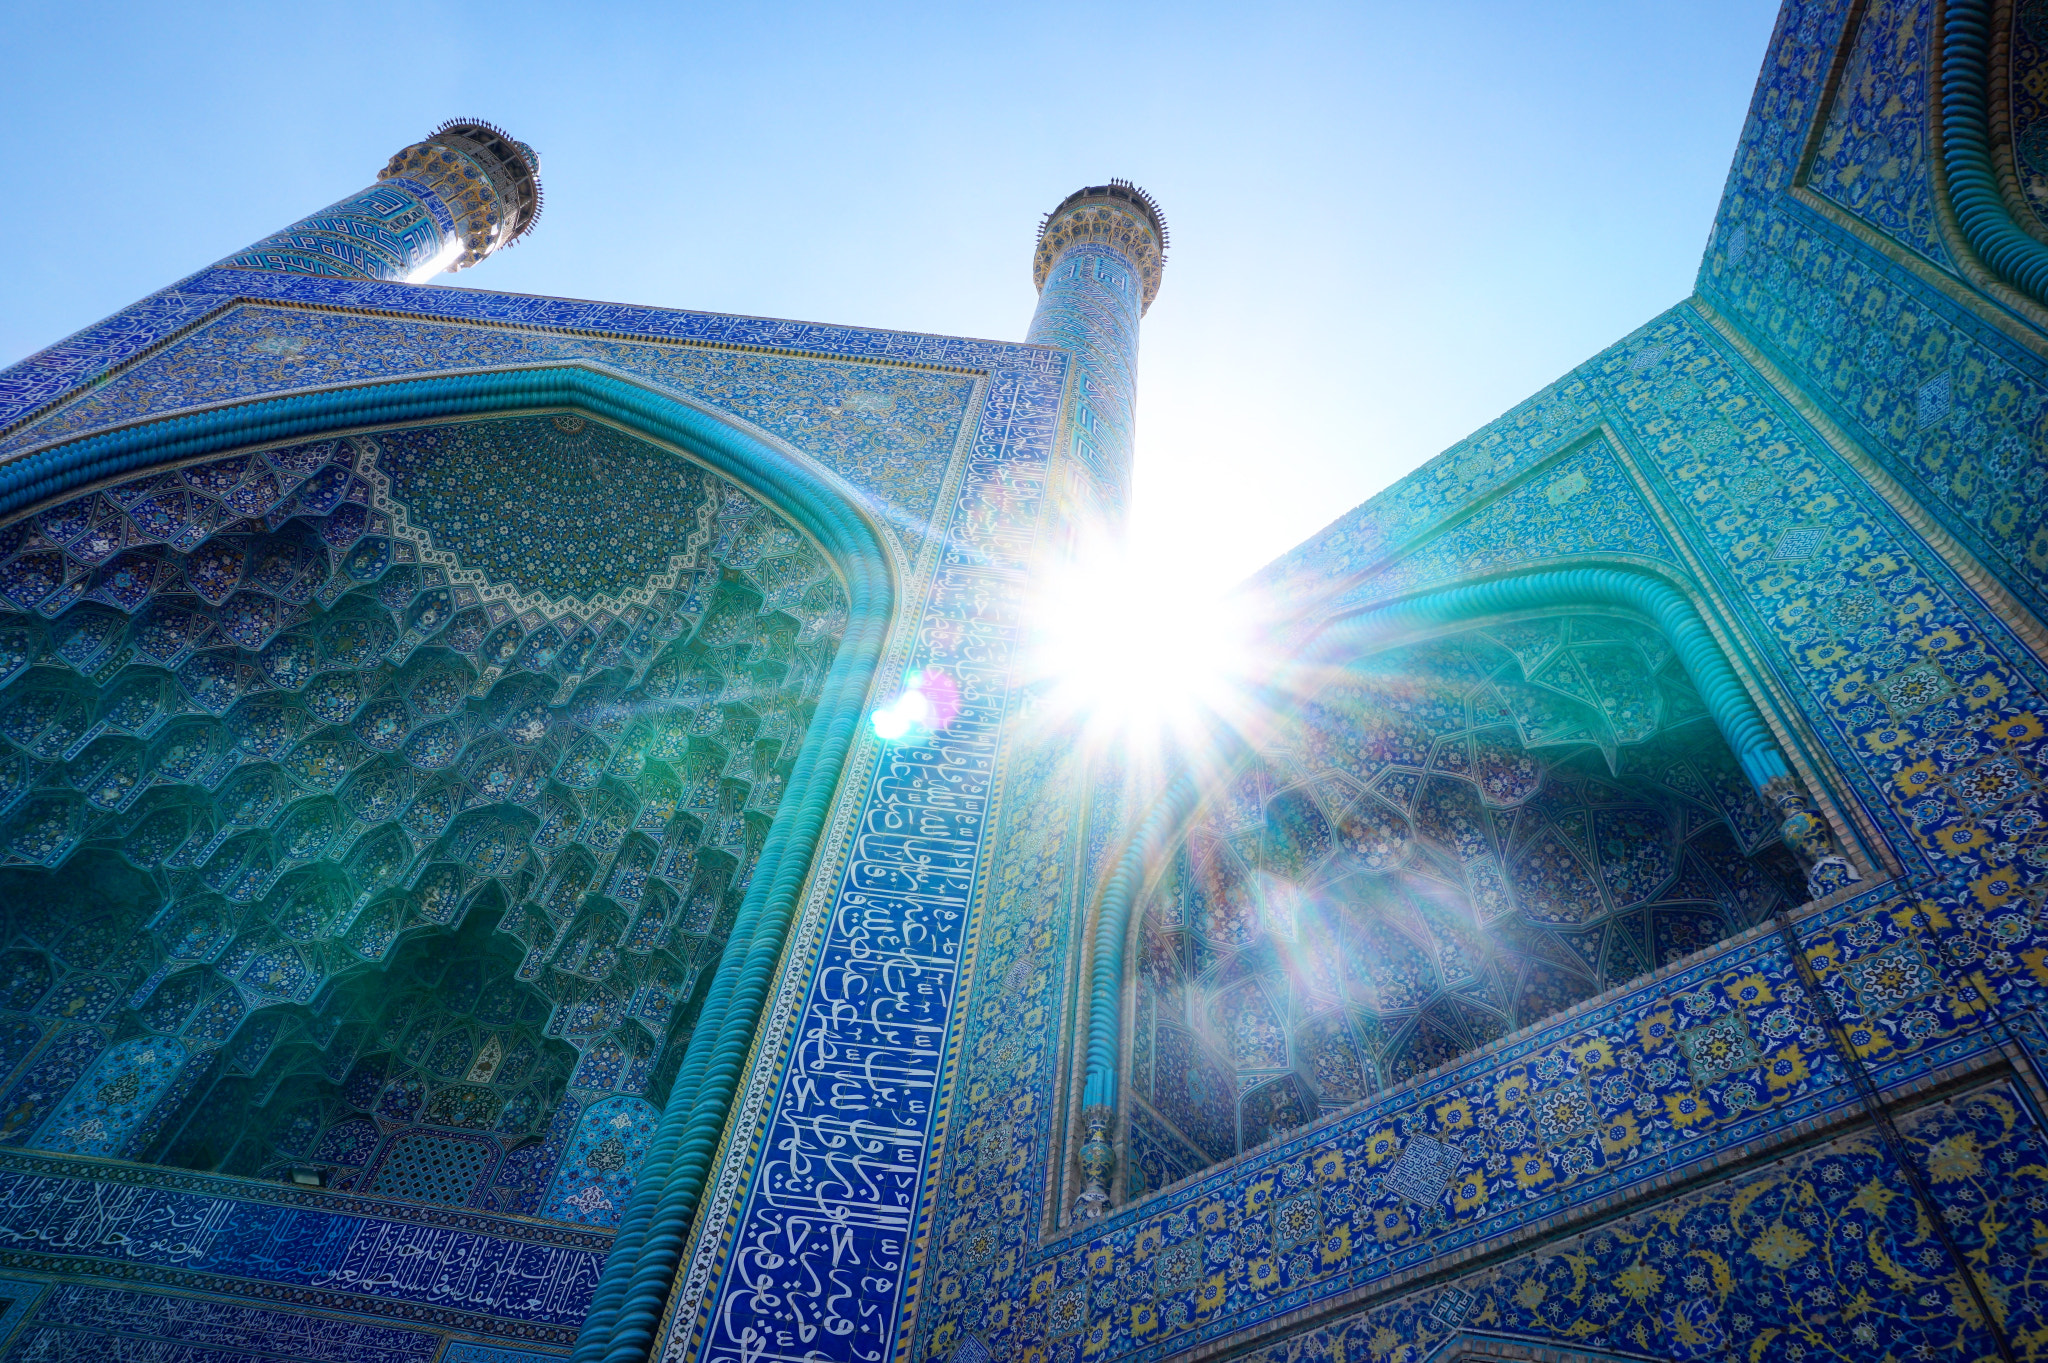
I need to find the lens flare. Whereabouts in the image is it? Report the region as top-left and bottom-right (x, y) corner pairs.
(1023, 548), (1257, 749)
(870, 668), (961, 741)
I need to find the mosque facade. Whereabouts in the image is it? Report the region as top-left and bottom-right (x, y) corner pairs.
(0, 1), (2045, 1359)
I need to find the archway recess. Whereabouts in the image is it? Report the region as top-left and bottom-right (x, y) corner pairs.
(0, 366), (897, 1361)
(1070, 567), (1858, 1214)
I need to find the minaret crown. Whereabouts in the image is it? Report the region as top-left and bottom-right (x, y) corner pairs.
(217, 118), (542, 281)
(1033, 181), (1169, 313)
(379, 120), (544, 271)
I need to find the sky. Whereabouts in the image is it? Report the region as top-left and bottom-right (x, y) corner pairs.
(0, 0), (1782, 593)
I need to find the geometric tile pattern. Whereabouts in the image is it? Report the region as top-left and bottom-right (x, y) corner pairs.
(1803, 0), (1953, 266)
(1350, 437), (1684, 604)
(1713, 1), (2048, 630)
(366, 1127), (499, 1203)
(0, 413), (844, 1215)
(1127, 622), (1803, 1192)
(1232, 1080), (2039, 1363)
(373, 417), (722, 614)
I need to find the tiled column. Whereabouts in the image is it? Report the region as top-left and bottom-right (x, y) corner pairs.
(1024, 181), (1167, 535)
(218, 120), (542, 282)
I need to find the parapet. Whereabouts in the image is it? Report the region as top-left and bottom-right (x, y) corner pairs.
(379, 119), (544, 271)
(1033, 181), (1169, 313)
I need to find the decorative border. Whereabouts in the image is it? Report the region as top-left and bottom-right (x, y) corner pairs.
(442, 1340), (570, 1363)
(0, 1275), (455, 1362)
(1190, 1070), (2047, 1362)
(655, 344), (1068, 1362)
(349, 418), (723, 620)
(1087, 891), (2014, 1363)
(0, 268), (1054, 451)
(0, 1147), (610, 1247)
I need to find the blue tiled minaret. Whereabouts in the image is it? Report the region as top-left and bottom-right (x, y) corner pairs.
(1026, 181), (1167, 529)
(1025, 184), (1167, 1223)
(219, 120), (542, 281)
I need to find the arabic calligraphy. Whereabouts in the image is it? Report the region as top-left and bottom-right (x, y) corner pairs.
(671, 360), (1060, 1362)
(0, 1167), (603, 1325)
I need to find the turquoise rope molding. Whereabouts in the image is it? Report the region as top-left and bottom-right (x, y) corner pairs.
(1942, 0), (2048, 306)
(0, 366), (897, 1363)
(1077, 566), (1798, 1140)
(1083, 775), (1198, 1112)
(1311, 569), (1793, 792)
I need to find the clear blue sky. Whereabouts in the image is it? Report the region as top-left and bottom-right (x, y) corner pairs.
(0, 0), (1781, 591)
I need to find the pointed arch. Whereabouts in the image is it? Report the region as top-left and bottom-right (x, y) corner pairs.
(0, 364), (897, 1363)
(1083, 564), (1840, 1204)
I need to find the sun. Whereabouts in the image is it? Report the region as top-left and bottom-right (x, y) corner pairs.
(863, 545), (1264, 751)
(1020, 547), (1256, 748)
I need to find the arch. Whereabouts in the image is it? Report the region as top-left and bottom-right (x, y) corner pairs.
(1305, 569), (1790, 791)
(1077, 566), (1821, 1172)
(1943, 0), (2048, 306)
(0, 365), (896, 1363)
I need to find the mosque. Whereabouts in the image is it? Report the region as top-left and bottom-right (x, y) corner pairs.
(0, 1), (2044, 1359)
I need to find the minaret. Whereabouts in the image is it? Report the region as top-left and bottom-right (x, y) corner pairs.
(1024, 184), (1167, 1223)
(1026, 181), (1168, 529)
(218, 120), (542, 282)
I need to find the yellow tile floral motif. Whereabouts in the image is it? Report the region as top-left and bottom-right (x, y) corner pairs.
(1242, 1082), (2046, 1363)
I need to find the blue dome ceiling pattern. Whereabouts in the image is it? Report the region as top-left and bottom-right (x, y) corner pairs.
(0, 412), (847, 1217)
(373, 415), (722, 612)
(1127, 619), (1807, 1197)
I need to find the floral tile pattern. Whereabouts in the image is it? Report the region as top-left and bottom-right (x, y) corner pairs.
(2, 4), (2047, 1363)
(912, 1), (2048, 1358)
(1239, 1080), (2043, 1363)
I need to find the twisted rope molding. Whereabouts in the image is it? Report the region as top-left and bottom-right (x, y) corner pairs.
(1943, 0), (2048, 306)
(1076, 567), (1796, 1151)
(0, 367), (896, 1363)
(1082, 774), (1199, 1114)
(1310, 570), (1793, 792)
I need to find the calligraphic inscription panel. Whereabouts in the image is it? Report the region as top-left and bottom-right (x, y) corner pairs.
(0, 1281), (444, 1363)
(663, 363), (1063, 1362)
(0, 1153), (605, 1336)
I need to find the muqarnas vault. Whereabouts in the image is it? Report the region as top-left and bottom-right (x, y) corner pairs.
(2, 0), (2048, 1357)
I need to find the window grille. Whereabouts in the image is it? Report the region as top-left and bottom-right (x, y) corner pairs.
(365, 1130), (495, 1205)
